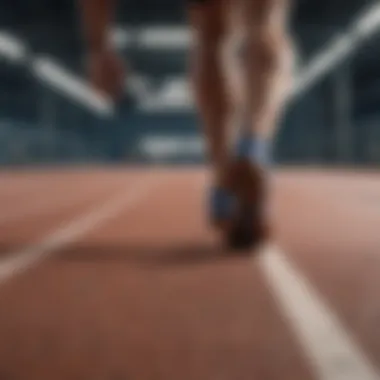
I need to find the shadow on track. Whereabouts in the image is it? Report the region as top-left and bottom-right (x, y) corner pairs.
(0, 242), (259, 267)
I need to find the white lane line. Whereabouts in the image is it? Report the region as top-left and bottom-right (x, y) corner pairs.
(0, 184), (112, 226)
(0, 176), (157, 284)
(258, 243), (380, 380)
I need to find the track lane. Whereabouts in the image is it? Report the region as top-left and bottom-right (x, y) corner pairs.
(0, 169), (378, 379)
(0, 171), (314, 380)
(273, 173), (380, 371)
(0, 172), (151, 256)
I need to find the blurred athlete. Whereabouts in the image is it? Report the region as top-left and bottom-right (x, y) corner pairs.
(79, 0), (294, 250)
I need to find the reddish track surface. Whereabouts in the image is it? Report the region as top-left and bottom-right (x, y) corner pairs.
(0, 167), (379, 379)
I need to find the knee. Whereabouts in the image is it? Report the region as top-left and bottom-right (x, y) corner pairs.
(245, 26), (294, 72)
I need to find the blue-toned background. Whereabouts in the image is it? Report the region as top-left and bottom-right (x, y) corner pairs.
(0, 0), (379, 166)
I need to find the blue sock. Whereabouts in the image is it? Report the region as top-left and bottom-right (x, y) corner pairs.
(209, 187), (236, 220)
(235, 134), (272, 166)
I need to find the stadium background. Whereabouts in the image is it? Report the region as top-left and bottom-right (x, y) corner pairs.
(0, 0), (379, 166)
(1, 2), (380, 378)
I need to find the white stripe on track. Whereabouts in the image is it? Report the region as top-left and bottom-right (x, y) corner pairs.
(259, 243), (380, 380)
(0, 185), (113, 226)
(0, 177), (157, 284)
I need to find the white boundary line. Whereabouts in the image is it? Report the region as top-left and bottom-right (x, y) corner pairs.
(0, 184), (113, 226)
(258, 243), (380, 380)
(0, 176), (158, 284)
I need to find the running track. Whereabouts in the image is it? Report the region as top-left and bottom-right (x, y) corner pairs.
(0, 167), (380, 380)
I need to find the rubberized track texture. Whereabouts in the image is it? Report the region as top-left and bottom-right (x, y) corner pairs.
(0, 167), (379, 380)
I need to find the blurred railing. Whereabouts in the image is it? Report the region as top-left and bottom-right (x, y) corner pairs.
(0, 3), (379, 167)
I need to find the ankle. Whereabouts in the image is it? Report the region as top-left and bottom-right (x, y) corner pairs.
(235, 134), (272, 166)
